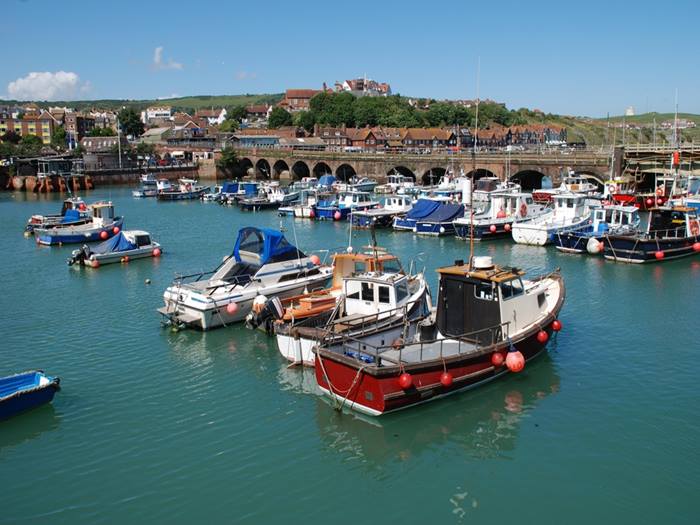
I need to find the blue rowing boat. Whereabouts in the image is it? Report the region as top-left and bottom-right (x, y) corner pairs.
(0, 371), (60, 421)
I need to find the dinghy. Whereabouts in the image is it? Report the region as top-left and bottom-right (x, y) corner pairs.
(68, 230), (162, 267)
(0, 371), (60, 421)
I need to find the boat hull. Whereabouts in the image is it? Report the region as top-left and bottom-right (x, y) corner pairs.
(157, 189), (206, 200)
(0, 372), (60, 421)
(35, 217), (125, 245)
(415, 221), (456, 236)
(603, 235), (700, 263)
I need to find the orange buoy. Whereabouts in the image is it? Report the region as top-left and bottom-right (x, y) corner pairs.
(309, 209), (315, 218)
(440, 372), (453, 387)
(672, 150), (680, 166)
(113, 226), (120, 235)
(504, 223), (511, 232)
(646, 198), (654, 206)
(489, 224), (497, 233)
(496, 209), (506, 219)
(552, 319), (562, 332)
(123, 255), (130, 263)
(100, 231), (108, 240)
(152, 248), (161, 257)
(226, 302), (239, 315)
(491, 352), (505, 367)
(310, 255), (321, 265)
(693, 242), (700, 252)
(398, 373), (413, 389)
(334, 211), (342, 220)
(655, 250), (665, 260)
(537, 330), (549, 344)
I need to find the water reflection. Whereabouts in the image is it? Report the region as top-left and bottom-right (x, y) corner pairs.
(0, 404), (60, 453)
(310, 355), (560, 466)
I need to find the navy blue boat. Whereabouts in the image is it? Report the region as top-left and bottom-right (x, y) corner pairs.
(415, 202), (464, 236)
(0, 371), (60, 421)
(393, 198), (441, 231)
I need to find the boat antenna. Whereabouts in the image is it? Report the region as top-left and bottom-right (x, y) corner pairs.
(370, 223), (379, 266)
(347, 211), (354, 252)
(469, 56), (481, 271)
(290, 210), (303, 270)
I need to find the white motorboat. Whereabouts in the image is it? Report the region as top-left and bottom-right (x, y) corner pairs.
(158, 227), (333, 330)
(133, 175), (158, 198)
(68, 230), (161, 267)
(352, 195), (414, 228)
(511, 193), (594, 245)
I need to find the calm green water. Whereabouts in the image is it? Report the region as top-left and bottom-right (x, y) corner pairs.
(1, 187), (698, 524)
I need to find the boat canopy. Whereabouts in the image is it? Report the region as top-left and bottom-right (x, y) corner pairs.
(318, 175), (336, 187)
(406, 199), (441, 219)
(61, 209), (83, 223)
(92, 232), (137, 254)
(242, 182), (259, 195)
(233, 227), (305, 264)
(423, 202), (464, 222)
(222, 182), (240, 193)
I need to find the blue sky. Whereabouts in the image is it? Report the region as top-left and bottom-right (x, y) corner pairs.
(4, 0), (699, 116)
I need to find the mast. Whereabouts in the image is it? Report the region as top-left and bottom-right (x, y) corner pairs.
(469, 57), (480, 270)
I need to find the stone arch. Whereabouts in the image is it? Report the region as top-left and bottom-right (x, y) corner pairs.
(465, 168), (496, 180)
(272, 159), (289, 180)
(510, 170), (547, 191)
(255, 158), (271, 179)
(239, 157), (254, 178)
(291, 161), (310, 180)
(421, 167), (445, 186)
(388, 166), (416, 182)
(336, 163), (357, 182)
(313, 162), (333, 178)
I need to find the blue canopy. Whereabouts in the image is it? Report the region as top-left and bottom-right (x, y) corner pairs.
(92, 232), (136, 254)
(233, 227), (305, 265)
(221, 182), (239, 194)
(423, 202), (464, 222)
(406, 199), (441, 219)
(242, 182), (259, 196)
(318, 175), (336, 188)
(61, 209), (82, 223)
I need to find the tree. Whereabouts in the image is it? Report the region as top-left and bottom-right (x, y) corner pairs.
(219, 119), (239, 132)
(293, 110), (316, 133)
(51, 126), (67, 150)
(1, 130), (21, 144)
(226, 105), (248, 122)
(118, 108), (144, 137)
(216, 147), (239, 175)
(136, 142), (156, 157)
(88, 127), (116, 137)
(268, 107), (293, 128)
(21, 134), (43, 147)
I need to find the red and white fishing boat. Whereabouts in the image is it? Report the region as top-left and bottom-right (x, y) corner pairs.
(314, 255), (565, 416)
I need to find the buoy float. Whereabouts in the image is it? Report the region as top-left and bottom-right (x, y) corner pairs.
(672, 150), (680, 166)
(506, 349), (525, 373)
(145, 279), (151, 285)
(99, 231), (108, 240)
(646, 198), (654, 207)
(334, 211), (342, 220)
(92, 259), (100, 268)
(537, 330), (549, 344)
(693, 242), (700, 253)
(657, 198), (664, 206)
(491, 352), (505, 367)
(153, 248), (161, 257)
(398, 372), (413, 389)
(489, 224), (497, 233)
(226, 302), (239, 315)
(655, 250), (665, 260)
(496, 209), (506, 219)
(78, 203), (87, 211)
(552, 319), (562, 332)
(308, 209), (315, 218)
(440, 372), (453, 387)
(504, 223), (511, 232)
(113, 226), (120, 235)
(123, 255), (129, 263)
(310, 254), (321, 265)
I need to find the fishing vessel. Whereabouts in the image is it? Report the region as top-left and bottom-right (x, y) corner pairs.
(454, 191), (549, 240)
(157, 178), (208, 200)
(335, 176), (378, 193)
(313, 255), (565, 416)
(511, 193), (593, 246)
(415, 201), (464, 236)
(158, 227), (333, 330)
(554, 204), (640, 254)
(601, 206), (700, 263)
(25, 197), (89, 233)
(312, 191), (378, 221)
(351, 196), (414, 228)
(375, 174), (415, 195)
(132, 174), (158, 198)
(0, 370), (60, 421)
(34, 202), (124, 245)
(68, 230), (162, 267)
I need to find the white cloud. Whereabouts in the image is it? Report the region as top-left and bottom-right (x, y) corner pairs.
(6, 71), (90, 101)
(235, 71), (257, 80)
(153, 46), (183, 70)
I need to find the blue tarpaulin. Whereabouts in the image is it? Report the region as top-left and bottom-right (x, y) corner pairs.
(406, 199), (441, 219)
(318, 175), (336, 188)
(61, 209), (82, 223)
(91, 232), (137, 254)
(242, 183), (259, 196)
(222, 182), (239, 194)
(423, 202), (464, 222)
(233, 227), (304, 264)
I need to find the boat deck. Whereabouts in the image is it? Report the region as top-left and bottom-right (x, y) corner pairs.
(379, 339), (478, 364)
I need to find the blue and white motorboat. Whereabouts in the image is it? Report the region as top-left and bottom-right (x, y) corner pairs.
(261, 181), (300, 205)
(317, 174), (337, 191)
(0, 370), (60, 421)
(25, 197), (89, 233)
(34, 202), (124, 245)
(344, 176), (378, 193)
(313, 191), (378, 220)
(415, 201), (464, 236)
(68, 230), (162, 267)
(554, 204), (640, 254)
(393, 198), (443, 231)
(454, 191), (550, 240)
(201, 184), (224, 202)
(157, 178), (208, 200)
(352, 195), (414, 228)
(511, 193), (595, 246)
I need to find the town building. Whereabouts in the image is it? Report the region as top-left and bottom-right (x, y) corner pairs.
(194, 108), (227, 126)
(140, 106), (173, 126)
(277, 89), (322, 112)
(334, 77), (391, 97)
(64, 112), (96, 142)
(246, 104), (272, 120)
(80, 134), (130, 153)
(0, 110), (57, 144)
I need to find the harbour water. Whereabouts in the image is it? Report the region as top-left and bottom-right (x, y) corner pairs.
(1, 187), (698, 524)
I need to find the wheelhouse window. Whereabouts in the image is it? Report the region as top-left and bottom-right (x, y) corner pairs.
(377, 285), (391, 304)
(395, 281), (408, 303)
(361, 282), (374, 301)
(474, 281), (497, 301)
(500, 278), (524, 300)
(381, 258), (403, 274)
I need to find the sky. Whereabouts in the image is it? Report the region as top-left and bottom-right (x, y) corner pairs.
(4, 0), (699, 117)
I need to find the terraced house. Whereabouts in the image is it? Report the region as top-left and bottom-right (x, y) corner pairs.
(0, 110), (56, 144)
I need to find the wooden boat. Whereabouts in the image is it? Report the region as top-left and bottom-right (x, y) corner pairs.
(25, 197), (90, 233)
(313, 256), (565, 416)
(34, 202), (124, 245)
(68, 230), (162, 267)
(0, 371), (60, 421)
(602, 206), (700, 263)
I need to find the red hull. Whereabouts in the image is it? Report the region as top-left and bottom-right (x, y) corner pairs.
(315, 321), (558, 416)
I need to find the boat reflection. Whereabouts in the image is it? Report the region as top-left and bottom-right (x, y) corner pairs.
(309, 354), (560, 464)
(0, 404), (60, 451)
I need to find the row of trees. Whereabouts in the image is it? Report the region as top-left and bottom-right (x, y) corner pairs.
(267, 93), (534, 132)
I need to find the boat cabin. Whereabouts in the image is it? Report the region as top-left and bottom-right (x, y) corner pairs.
(381, 195), (412, 210)
(124, 230), (154, 247)
(331, 250), (403, 288)
(475, 177), (499, 193)
(60, 197), (86, 215)
(343, 272), (411, 317)
(591, 205), (639, 233)
(91, 202), (115, 221)
(436, 257), (545, 344)
(338, 191), (373, 208)
(562, 175), (597, 193)
(552, 193), (588, 219)
(646, 206), (699, 238)
(482, 192), (535, 219)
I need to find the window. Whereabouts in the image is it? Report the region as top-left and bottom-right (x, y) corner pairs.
(378, 285), (390, 304)
(474, 282), (497, 301)
(361, 282), (374, 301)
(395, 281), (408, 303)
(354, 261), (366, 273)
(381, 259), (402, 274)
(500, 279), (524, 300)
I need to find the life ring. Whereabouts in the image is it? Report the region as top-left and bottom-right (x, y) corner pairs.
(656, 187), (664, 197)
(690, 220), (700, 236)
(520, 203), (528, 218)
(608, 184), (617, 193)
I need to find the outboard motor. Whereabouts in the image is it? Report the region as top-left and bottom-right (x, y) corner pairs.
(68, 244), (91, 266)
(245, 296), (284, 334)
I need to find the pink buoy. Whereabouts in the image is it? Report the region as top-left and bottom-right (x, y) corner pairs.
(334, 211), (342, 221)
(489, 224), (497, 233)
(506, 350), (525, 373)
(646, 198), (654, 207)
(113, 226), (120, 235)
(496, 209), (506, 219)
(440, 372), (453, 387)
(693, 242), (700, 252)
(226, 302), (239, 315)
(491, 352), (505, 367)
(310, 254), (321, 265)
(100, 231), (108, 240)
(398, 373), (413, 389)
(152, 248), (162, 257)
(504, 223), (511, 232)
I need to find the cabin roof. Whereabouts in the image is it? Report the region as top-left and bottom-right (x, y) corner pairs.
(437, 263), (524, 283)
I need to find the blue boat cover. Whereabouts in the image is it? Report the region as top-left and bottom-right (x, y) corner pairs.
(61, 209), (82, 223)
(92, 232), (137, 254)
(242, 182), (259, 196)
(318, 175), (336, 188)
(233, 227), (305, 264)
(406, 199), (441, 219)
(222, 182), (239, 193)
(423, 202), (464, 222)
